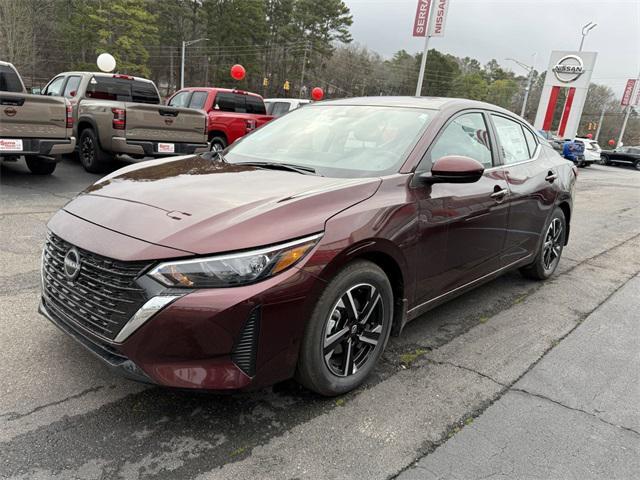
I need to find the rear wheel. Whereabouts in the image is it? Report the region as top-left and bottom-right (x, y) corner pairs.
(296, 261), (393, 396)
(79, 129), (111, 173)
(600, 155), (610, 165)
(25, 156), (57, 175)
(634, 160), (640, 171)
(520, 207), (566, 280)
(209, 135), (227, 152)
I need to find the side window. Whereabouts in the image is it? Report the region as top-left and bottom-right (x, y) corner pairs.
(424, 112), (493, 171)
(246, 96), (266, 114)
(492, 115), (530, 164)
(63, 76), (81, 98)
(214, 92), (236, 112)
(168, 91), (190, 108)
(189, 91), (208, 109)
(522, 127), (538, 158)
(44, 76), (65, 96)
(271, 102), (291, 117)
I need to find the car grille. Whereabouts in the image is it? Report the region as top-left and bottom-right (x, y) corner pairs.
(42, 232), (151, 341)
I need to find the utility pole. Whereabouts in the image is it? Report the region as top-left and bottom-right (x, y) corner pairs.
(617, 71), (640, 148)
(299, 41), (310, 98)
(181, 38), (208, 90)
(415, 0), (435, 97)
(506, 54), (536, 118)
(594, 104), (606, 143)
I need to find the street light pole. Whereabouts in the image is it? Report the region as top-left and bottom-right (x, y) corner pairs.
(579, 21), (597, 52)
(181, 37), (209, 90)
(506, 54), (536, 118)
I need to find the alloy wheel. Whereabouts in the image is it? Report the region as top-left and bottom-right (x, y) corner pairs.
(542, 218), (563, 271)
(323, 283), (384, 377)
(81, 137), (94, 164)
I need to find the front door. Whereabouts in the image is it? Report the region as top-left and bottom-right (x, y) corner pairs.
(413, 111), (509, 307)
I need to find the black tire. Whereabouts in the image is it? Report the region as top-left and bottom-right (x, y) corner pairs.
(635, 160), (640, 171)
(600, 155), (610, 166)
(520, 207), (566, 281)
(25, 156), (57, 175)
(79, 129), (111, 173)
(296, 260), (393, 396)
(209, 135), (227, 152)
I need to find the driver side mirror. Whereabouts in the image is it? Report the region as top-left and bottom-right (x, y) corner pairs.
(419, 155), (485, 184)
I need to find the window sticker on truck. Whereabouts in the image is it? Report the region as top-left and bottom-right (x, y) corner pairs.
(158, 143), (175, 153)
(0, 139), (23, 151)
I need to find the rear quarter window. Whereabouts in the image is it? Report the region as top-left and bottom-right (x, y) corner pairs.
(246, 95), (266, 115)
(0, 65), (23, 92)
(86, 77), (160, 104)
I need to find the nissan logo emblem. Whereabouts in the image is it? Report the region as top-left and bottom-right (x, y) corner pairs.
(4, 107), (17, 117)
(164, 118), (173, 125)
(63, 248), (82, 281)
(552, 55), (584, 83)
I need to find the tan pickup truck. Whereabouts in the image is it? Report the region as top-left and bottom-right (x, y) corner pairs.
(42, 72), (209, 172)
(0, 61), (76, 175)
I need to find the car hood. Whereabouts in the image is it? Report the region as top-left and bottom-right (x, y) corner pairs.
(64, 155), (381, 255)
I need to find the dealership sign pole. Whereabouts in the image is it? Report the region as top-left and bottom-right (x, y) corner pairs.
(413, 0), (449, 96)
(617, 75), (640, 148)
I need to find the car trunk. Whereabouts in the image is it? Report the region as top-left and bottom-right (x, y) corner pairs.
(0, 93), (68, 139)
(124, 104), (205, 143)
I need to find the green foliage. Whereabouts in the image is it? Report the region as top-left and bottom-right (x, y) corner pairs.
(451, 73), (488, 101)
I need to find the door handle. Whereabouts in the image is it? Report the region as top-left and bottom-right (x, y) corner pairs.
(545, 171), (558, 183)
(490, 188), (508, 200)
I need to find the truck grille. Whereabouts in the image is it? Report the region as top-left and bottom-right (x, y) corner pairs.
(42, 232), (151, 341)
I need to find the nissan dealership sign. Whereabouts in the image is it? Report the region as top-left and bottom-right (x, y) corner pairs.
(552, 55), (584, 83)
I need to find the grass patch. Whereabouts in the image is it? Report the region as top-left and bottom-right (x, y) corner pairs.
(335, 398), (346, 407)
(230, 446), (247, 457)
(478, 316), (489, 324)
(399, 348), (428, 366)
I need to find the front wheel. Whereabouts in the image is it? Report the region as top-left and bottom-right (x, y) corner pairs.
(79, 129), (111, 173)
(634, 160), (640, 171)
(25, 156), (57, 175)
(296, 261), (393, 396)
(209, 135), (227, 152)
(520, 207), (566, 280)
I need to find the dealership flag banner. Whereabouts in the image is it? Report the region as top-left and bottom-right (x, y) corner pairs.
(621, 79), (636, 106)
(412, 0), (431, 37)
(429, 0), (449, 37)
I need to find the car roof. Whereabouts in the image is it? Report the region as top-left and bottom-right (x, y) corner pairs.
(178, 87), (263, 98)
(315, 96), (516, 115)
(54, 72), (155, 83)
(264, 98), (310, 103)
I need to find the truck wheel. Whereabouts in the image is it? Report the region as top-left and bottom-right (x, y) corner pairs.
(79, 129), (111, 173)
(25, 156), (57, 175)
(210, 136), (227, 152)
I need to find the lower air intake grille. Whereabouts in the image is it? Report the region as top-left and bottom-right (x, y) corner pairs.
(231, 307), (260, 377)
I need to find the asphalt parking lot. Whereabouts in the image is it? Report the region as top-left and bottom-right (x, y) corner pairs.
(1, 156), (639, 479)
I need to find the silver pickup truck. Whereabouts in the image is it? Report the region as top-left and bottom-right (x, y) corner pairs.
(0, 61), (76, 175)
(42, 72), (209, 172)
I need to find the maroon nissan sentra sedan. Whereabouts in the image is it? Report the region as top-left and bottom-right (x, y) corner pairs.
(39, 97), (576, 396)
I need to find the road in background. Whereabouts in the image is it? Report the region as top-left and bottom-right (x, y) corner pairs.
(1, 156), (639, 479)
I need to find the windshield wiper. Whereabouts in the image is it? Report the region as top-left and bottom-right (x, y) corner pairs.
(235, 161), (319, 176)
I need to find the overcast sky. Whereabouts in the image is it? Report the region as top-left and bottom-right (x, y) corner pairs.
(343, 0), (640, 98)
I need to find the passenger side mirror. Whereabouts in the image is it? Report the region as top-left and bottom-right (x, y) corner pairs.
(419, 155), (485, 184)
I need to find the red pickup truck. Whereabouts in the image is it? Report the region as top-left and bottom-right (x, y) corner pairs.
(167, 88), (273, 151)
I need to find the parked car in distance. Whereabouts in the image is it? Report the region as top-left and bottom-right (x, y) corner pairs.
(573, 137), (601, 167)
(40, 97), (576, 396)
(0, 61), (76, 175)
(42, 72), (209, 172)
(264, 98), (311, 117)
(167, 87), (273, 152)
(600, 146), (640, 170)
(537, 130), (564, 152)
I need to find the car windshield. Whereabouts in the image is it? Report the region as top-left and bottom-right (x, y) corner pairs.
(225, 105), (435, 178)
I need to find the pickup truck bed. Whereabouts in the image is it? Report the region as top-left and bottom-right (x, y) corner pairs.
(0, 61), (75, 175)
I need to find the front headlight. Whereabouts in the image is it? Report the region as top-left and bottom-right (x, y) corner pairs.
(147, 233), (322, 288)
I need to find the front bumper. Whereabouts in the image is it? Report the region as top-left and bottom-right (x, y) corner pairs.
(0, 137), (76, 158)
(111, 137), (209, 156)
(40, 262), (321, 391)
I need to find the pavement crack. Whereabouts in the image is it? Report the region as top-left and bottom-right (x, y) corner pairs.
(427, 358), (506, 387)
(510, 388), (640, 437)
(0, 385), (105, 422)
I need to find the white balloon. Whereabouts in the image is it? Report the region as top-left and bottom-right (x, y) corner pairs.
(96, 53), (116, 73)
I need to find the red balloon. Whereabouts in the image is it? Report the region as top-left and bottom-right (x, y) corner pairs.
(608, 139), (615, 146)
(230, 64), (245, 81)
(311, 87), (324, 101)
(586, 133), (593, 139)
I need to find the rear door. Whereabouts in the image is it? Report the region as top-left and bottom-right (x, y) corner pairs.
(413, 110), (510, 305)
(489, 113), (558, 265)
